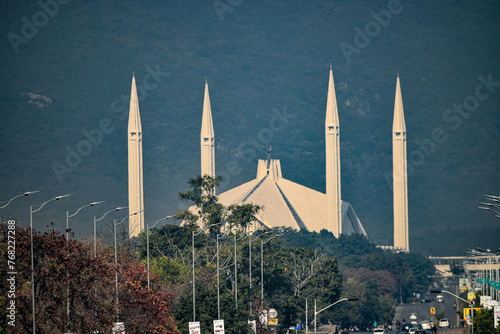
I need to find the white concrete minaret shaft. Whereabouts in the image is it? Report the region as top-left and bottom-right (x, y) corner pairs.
(128, 74), (145, 238)
(200, 79), (215, 191)
(392, 75), (409, 251)
(325, 65), (342, 237)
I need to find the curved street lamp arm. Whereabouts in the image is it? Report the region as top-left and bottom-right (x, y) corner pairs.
(431, 289), (469, 304)
(95, 206), (128, 222)
(194, 222), (222, 237)
(262, 234), (283, 245)
(0, 190), (40, 209)
(251, 230), (273, 242)
(115, 210), (145, 226)
(148, 215), (175, 230)
(478, 206), (500, 216)
(32, 194), (71, 213)
(316, 298), (349, 315)
(68, 201), (104, 218)
(484, 194), (499, 201)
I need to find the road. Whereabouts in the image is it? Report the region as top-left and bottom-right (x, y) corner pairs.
(393, 292), (460, 327)
(312, 288), (468, 334)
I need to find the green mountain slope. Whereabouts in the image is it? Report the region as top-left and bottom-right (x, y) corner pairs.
(0, 0), (499, 256)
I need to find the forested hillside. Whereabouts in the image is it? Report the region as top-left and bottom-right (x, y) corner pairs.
(1, 0), (499, 256)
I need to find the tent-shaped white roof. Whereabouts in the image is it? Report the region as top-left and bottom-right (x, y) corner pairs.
(218, 159), (367, 236)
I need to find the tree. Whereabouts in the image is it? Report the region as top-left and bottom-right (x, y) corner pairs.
(0, 224), (180, 334)
(175, 175), (261, 234)
(474, 308), (500, 334)
(0, 224), (115, 333)
(450, 262), (465, 276)
(118, 252), (180, 334)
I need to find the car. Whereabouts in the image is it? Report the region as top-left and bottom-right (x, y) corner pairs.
(373, 328), (385, 334)
(410, 313), (418, 320)
(420, 321), (431, 330)
(436, 295), (444, 303)
(438, 318), (449, 328)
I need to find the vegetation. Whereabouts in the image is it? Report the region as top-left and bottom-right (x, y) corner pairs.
(0, 175), (437, 333)
(0, 224), (179, 334)
(134, 176), (436, 332)
(473, 308), (500, 334)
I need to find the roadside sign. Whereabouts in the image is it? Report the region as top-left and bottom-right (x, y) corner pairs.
(214, 319), (224, 334)
(260, 310), (268, 325)
(268, 308), (278, 319)
(494, 306), (500, 329)
(430, 307), (435, 314)
(112, 322), (125, 334)
(268, 318), (278, 326)
(189, 321), (200, 334)
(249, 320), (256, 333)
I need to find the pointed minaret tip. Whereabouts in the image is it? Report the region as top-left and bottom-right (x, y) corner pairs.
(393, 75), (406, 132)
(325, 66), (339, 125)
(128, 73), (141, 132)
(201, 80), (214, 138)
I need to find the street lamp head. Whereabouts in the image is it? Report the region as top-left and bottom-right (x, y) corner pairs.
(116, 206), (128, 211)
(24, 190), (40, 196)
(90, 201), (104, 206)
(347, 298), (359, 301)
(55, 194), (71, 200)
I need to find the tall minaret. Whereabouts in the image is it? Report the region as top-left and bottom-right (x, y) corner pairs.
(325, 65), (342, 237)
(392, 74), (409, 251)
(128, 73), (145, 238)
(200, 79), (215, 190)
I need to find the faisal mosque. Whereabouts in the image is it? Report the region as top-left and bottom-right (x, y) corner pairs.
(127, 66), (409, 252)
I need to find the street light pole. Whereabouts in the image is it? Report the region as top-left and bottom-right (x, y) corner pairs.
(0, 190), (39, 209)
(217, 233), (222, 319)
(94, 206), (128, 256)
(306, 298), (308, 334)
(261, 234), (282, 302)
(147, 216), (174, 290)
(66, 201), (103, 240)
(314, 298), (358, 334)
(65, 201), (103, 332)
(234, 229), (249, 310)
(249, 230), (272, 316)
(192, 222), (221, 322)
(114, 210), (143, 322)
(30, 194), (70, 334)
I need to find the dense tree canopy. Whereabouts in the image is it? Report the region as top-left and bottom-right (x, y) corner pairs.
(0, 224), (179, 334)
